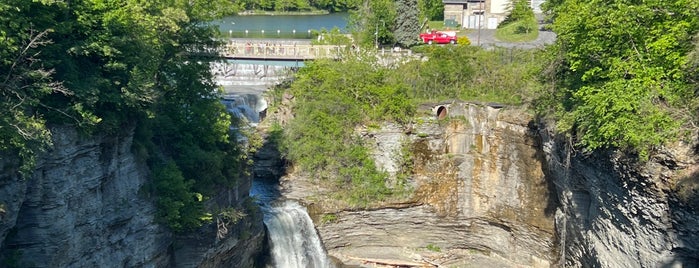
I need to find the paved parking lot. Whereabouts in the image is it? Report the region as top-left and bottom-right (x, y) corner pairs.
(465, 29), (556, 49)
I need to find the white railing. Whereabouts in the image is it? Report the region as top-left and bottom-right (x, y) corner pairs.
(223, 42), (345, 59)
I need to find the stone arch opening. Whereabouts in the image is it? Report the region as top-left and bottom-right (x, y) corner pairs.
(437, 106), (447, 120)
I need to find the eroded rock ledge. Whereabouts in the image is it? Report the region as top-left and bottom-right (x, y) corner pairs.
(283, 101), (699, 267)
(283, 102), (557, 267)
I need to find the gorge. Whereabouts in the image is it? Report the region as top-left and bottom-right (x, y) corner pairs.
(1, 59), (698, 268)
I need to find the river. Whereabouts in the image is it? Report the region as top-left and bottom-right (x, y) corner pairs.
(213, 13), (349, 38)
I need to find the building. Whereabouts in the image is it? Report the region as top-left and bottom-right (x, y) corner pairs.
(442, 0), (545, 30)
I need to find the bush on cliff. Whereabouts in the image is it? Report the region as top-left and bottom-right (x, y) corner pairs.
(281, 56), (414, 205)
(541, 0), (699, 159)
(0, 0), (245, 232)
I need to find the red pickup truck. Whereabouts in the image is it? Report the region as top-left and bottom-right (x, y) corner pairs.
(419, 30), (457, 44)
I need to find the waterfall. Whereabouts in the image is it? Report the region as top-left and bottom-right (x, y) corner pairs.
(251, 180), (333, 268)
(220, 61), (332, 268)
(263, 201), (333, 268)
(222, 93), (268, 125)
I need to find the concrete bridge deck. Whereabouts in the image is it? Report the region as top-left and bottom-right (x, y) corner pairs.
(222, 41), (346, 60)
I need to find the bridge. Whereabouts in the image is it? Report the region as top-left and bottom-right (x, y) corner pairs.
(222, 41), (346, 60)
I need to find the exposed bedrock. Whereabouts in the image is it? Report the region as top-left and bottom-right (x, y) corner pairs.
(542, 129), (699, 267)
(0, 126), (264, 267)
(284, 102), (557, 267)
(284, 101), (699, 267)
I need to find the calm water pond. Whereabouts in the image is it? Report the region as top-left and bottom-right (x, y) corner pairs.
(213, 13), (349, 38)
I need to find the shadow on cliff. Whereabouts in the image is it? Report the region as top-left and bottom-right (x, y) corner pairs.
(529, 120), (560, 218)
(662, 167), (699, 267)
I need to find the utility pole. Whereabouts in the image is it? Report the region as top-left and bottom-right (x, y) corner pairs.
(477, 0), (483, 46)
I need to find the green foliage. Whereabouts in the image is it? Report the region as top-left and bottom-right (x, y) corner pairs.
(219, 207), (248, 224)
(153, 161), (206, 232)
(320, 213), (338, 224)
(394, 0), (421, 47)
(426, 244), (441, 252)
(456, 36), (471, 46)
(418, 0), (444, 21)
(1, 0), (245, 232)
(543, 0), (699, 158)
(0, 0), (75, 176)
(237, 0), (360, 12)
(395, 45), (543, 104)
(311, 27), (353, 45)
(496, 0), (538, 42)
(280, 57), (413, 205)
(348, 0), (397, 47)
(500, 0), (536, 26)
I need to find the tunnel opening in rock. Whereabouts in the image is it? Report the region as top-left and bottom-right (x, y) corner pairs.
(437, 106), (447, 120)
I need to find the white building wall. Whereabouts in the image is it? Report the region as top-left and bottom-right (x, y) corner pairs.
(490, 0), (509, 14)
(531, 0), (545, 13)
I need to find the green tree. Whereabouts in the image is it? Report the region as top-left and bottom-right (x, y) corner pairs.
(500, 0), (535, 26)
(543, 0), (699, 158)
(418, 0), (444, 21)
(1, 0), (241, 231)
(395, 0), (421, 47)
(0, 0), (99, 175)
(348, 0), (397, 47)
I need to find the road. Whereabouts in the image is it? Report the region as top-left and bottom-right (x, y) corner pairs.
(465, 29), (556, 49)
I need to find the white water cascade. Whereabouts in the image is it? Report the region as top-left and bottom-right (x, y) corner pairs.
(220, 61), (333, 268)
(263, 200), (334, 268)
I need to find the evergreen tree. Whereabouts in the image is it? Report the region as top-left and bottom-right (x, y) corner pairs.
(395, 0), (421, 47)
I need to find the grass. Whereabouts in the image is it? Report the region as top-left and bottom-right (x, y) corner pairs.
(426, 244), (442, 252)
(494, 19), (539, 42)
(427, 21), (445, 30)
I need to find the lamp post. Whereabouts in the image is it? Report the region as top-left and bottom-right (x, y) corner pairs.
(375, 19), (385, 49)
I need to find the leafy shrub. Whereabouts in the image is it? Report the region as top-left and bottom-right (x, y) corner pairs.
(153, 161), (207, 232)
(457, 36), (471, 46)
(321, 213), (338, 224)
(426, 244), (441, 252)
(280, 57), (414, 205)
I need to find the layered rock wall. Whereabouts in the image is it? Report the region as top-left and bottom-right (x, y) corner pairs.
(542, 130), (699, 267)
(0, 126), (263, 267)
(289, 102), (558, 267)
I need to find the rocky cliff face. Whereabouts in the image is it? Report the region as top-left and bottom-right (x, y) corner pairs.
(542, 130), (699, 267)
(283, 102), (558, 267)
(278, 100), (699, 267)
(0, 126), (264, 267)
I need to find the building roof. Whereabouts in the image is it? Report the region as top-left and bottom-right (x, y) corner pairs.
(443, 0), (483, 4)
(442, 0), (468, 4)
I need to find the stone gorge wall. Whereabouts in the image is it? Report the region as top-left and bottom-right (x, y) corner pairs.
(542, 129), (699, 267)
(0, 126), (263, 267)
(281, 101), (699, 267)
(0, 126), (171, 267)
(288, 102), (558, 267)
